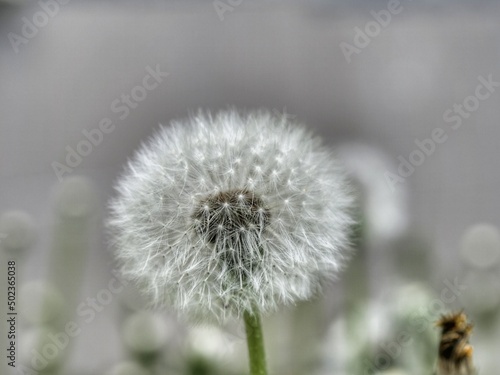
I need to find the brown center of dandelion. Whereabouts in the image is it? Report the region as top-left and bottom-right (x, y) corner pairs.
(193, 189), (270, 244)
(193, 189), (270, 275)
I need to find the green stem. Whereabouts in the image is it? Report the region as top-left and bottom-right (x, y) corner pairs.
(244, 308), (268, 375)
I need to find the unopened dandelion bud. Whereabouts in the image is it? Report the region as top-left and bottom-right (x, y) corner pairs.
(105, 361), (149, 375)
(0, 210), (36, 253)
(123, 311), (171, 354)
(436, 311), (476, 375)
(19, 280), (64, 325)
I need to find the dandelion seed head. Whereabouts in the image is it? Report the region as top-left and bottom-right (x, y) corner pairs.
(108, 110), (355, 322)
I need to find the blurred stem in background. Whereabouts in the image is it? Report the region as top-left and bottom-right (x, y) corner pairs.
(344, 204), (372, 374)
(122, 311), (173, 375)
(0, 211), (36, 372)
(35, 176), (97, 374)
(48, 176), (97, 325)
(287, 299), (325, 375)
(337, 143), (415, 374)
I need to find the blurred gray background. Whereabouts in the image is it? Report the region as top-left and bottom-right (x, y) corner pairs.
(1, 1), (500, 374)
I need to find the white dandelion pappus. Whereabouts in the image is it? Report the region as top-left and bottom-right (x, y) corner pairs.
(108, 110), (354, 322)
